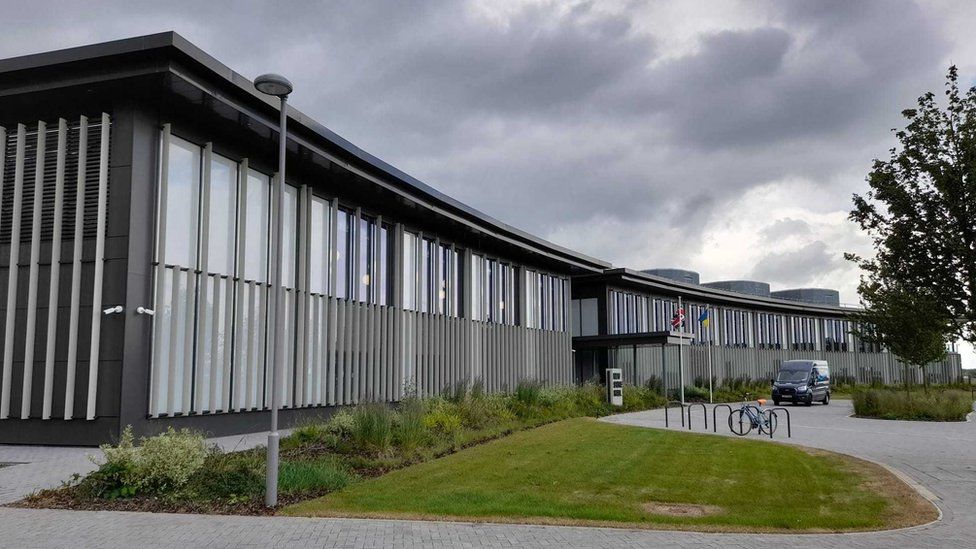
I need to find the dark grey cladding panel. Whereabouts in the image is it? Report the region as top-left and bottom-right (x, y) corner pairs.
(771, 288), (841, 307)
(701, 280), (771, 298)
(640, 268), (700, 285)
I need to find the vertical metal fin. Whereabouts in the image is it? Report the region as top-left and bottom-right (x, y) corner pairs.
(42, 120), (68, 419)
(21, 121), (47, 418)
(85, 113), (111, 420)
(1, 124), (26, 419)
(64, 117), (88, 420)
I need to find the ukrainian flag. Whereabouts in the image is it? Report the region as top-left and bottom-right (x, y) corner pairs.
(698, 309), (710, 328)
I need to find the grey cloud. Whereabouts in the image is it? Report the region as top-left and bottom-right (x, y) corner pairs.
(0, 0), (957, 273)
(760, 218), (813, 240)
(750, 241), (844, 286)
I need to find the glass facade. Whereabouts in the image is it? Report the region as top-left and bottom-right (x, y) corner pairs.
(402, 233), (462, 316)
(471, 254), (516, 324)
(525, 270), (567, 331)
(608, 290), (650, 334)
(756, 312), (784, 349)
(570, 298), (598, 337)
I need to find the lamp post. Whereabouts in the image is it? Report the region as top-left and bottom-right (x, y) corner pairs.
(254, 72), (293, 508)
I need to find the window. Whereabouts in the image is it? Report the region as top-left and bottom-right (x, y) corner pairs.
(791, 316), (818, 350)
(471, 254), (515, 324)
(402, 232), (417, 309)
(570, 298), (598, 337)
(823, 318), (851, 352)
(685, 303), (714, 345)
(242, 169), (271, 282)
(335, 209), (352, 299)
(282, 184), (299, 288)
(526, 270), (567, 331)
(351, 216), (392, 305)
(207, 154), (237, 275)
(756, 312), (784, 348)
(161, 136), (200, 267)
(308, 195), (332, 295)
(607, 290), (650, 334)
(721, 308), (751, 347)
(402, 232), (461, 315)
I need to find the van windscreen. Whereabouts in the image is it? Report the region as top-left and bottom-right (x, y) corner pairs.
(777, 369), (809, 382)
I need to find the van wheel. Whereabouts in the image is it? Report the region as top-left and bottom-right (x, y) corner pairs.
(823, 393), (830, 405)
(773, 399), (780, 406)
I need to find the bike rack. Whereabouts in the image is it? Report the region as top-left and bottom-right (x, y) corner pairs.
(712, 404), (733, 433)
(687, 402), (707, 431)
(664, 400), (686, 428)
(769, 407), (792, 438)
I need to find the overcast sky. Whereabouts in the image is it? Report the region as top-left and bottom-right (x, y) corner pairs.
(2, 0), (972, 367)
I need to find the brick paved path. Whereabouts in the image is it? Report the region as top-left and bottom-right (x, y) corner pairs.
(1, 401), (973, 548)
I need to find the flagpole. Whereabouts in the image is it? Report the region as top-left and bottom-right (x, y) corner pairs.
(678, 296), (685, 405)
(707, 308), (714, 404)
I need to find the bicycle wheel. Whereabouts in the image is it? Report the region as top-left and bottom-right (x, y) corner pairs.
(728, 409), (753, 436)
(761, 409), (778, 435)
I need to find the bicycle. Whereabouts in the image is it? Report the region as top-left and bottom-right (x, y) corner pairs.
(728, 394), (778, 436)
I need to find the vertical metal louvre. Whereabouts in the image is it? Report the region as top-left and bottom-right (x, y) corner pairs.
(0, 114), (111, 421)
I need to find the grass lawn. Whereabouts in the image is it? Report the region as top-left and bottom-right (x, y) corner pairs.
(284, 418), (935, 532)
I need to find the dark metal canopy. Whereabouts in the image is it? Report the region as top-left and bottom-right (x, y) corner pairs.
(572, 331), (695, 349)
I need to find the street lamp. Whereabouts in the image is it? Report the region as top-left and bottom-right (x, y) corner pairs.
(254, 72), (293, 508)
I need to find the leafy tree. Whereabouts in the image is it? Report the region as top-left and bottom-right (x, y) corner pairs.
(848, 66), (976, 359)
(851, 284), (952, 391)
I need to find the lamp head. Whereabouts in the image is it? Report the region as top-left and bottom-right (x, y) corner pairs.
(254, 73), (293, 98)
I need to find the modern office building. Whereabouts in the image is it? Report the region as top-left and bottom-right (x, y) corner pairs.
(571, 268), (962, 390)
(0, 33), (607, 445)
(0, 33), (962, 445)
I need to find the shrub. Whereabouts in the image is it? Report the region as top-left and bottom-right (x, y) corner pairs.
(188, 451), (263, 502)
(622, 384), (665, 412)
(134, 427), (209, 492)
(681, 385), (710, 402)
(853, 389), (973, 421)
(423, 399), (463, 437)
(644, 375), (664, 395)
(351, 404), (395, 454)
(325, 409), (356, 437)
(93, 426), (209, 496)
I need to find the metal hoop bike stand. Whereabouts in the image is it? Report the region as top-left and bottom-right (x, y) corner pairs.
(768, 407), (792, 438)
(664, 400), (686, 428)
(687, 402), (707, 430)
(712, 404), (733, 433)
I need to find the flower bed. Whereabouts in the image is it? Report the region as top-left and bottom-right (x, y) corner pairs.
(852, 388), (974, 421)
(20, 381), (665, 514)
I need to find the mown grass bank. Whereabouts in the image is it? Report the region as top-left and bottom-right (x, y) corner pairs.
(20, 381), (664, 514)
(285, 417), (935, 532)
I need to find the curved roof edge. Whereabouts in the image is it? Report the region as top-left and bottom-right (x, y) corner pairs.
(593, 268), (859, 315)
(0, 31), (610, 273)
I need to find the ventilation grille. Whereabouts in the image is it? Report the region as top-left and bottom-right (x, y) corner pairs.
(0, 118), (110, 244)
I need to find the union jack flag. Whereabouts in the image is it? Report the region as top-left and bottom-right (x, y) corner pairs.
(671, 307), (685, 330)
